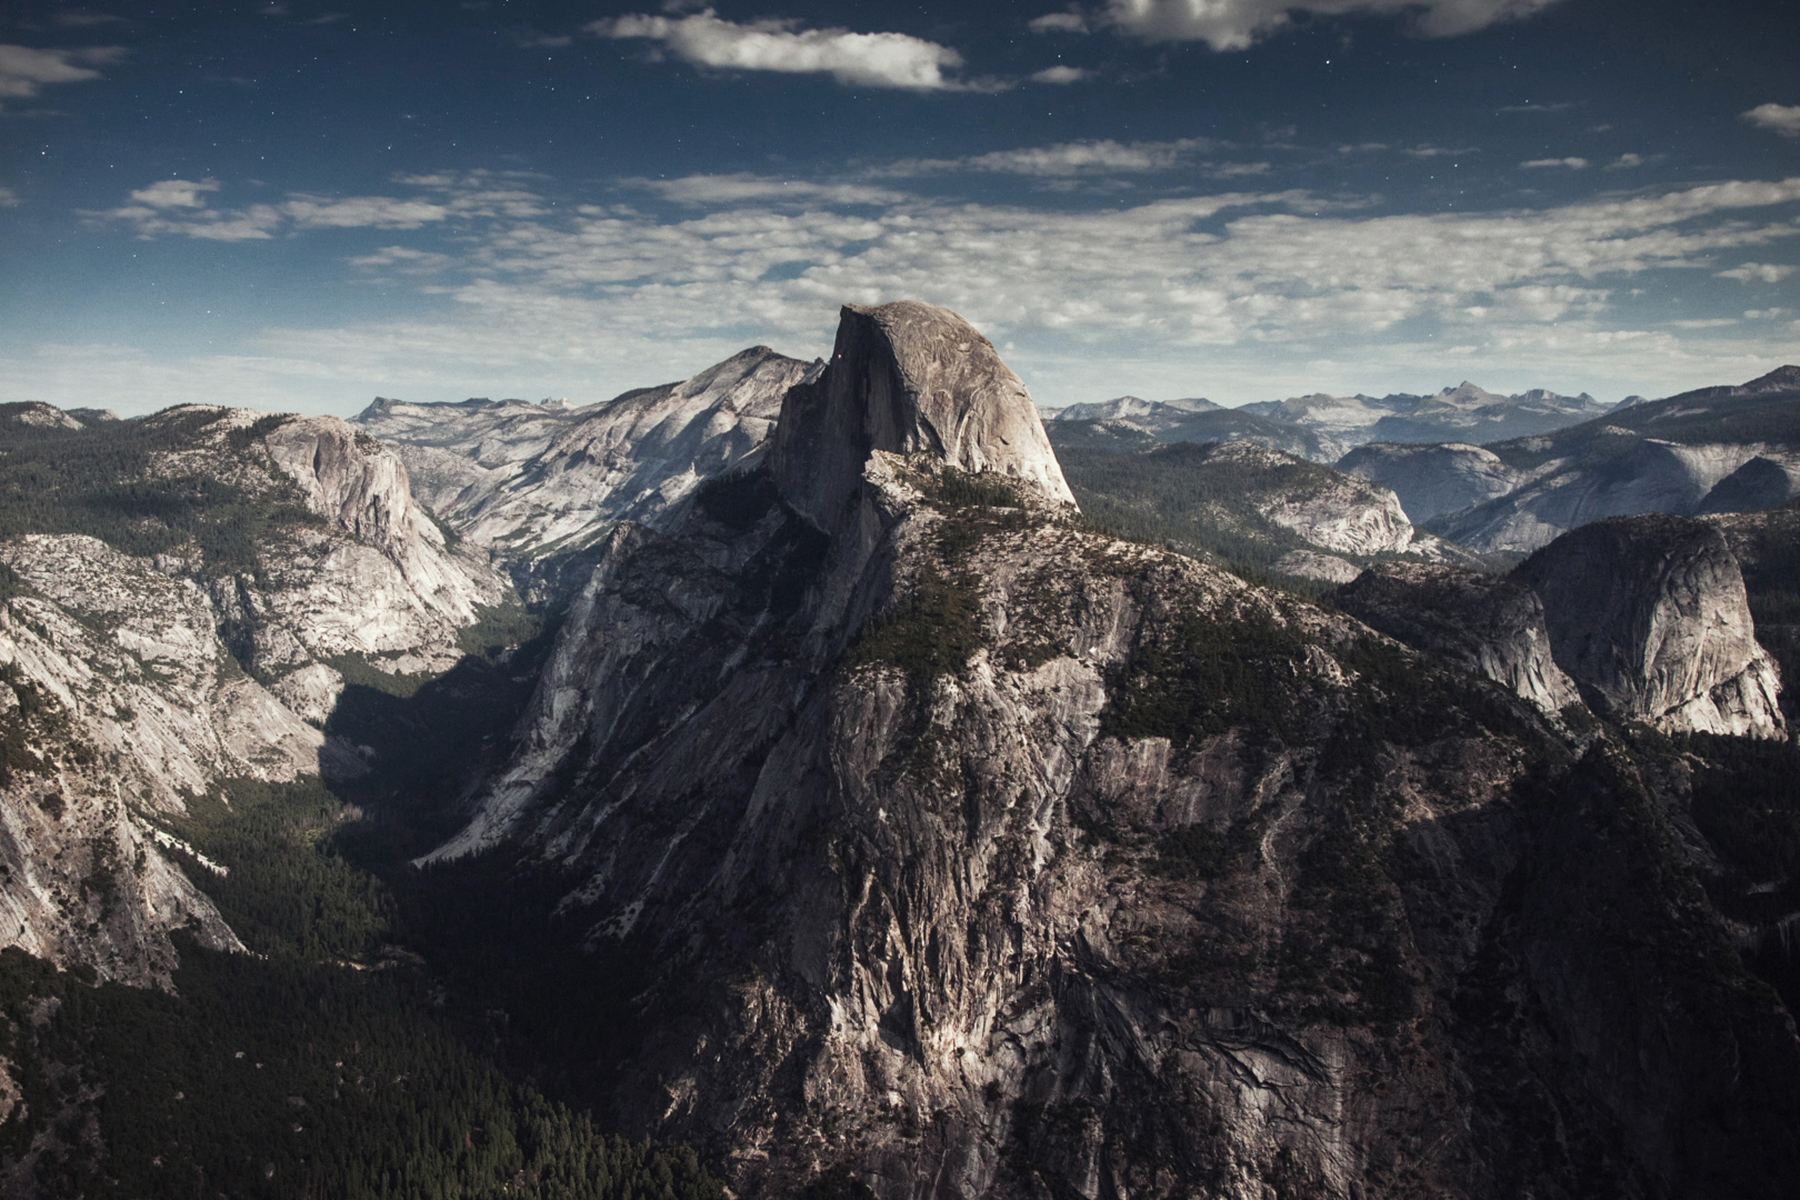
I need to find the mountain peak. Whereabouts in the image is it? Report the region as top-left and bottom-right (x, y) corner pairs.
(675, 343), (807, 400)
(1050, 394), (1217, 423)
(356, 396), (402, 421)
(1742, 365), (1800, 392)
(771, 301), (1074, 527)
(1438, 381), (1500, 403)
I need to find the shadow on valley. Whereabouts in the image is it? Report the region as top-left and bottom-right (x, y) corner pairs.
(309, 621), (766, 1183)
(0, 608), (726, 1199)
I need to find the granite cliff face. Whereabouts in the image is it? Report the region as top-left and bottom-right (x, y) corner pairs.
(356, 347), (816, 588)
(1513, 515), (1785, 737)
(1705, 500), (1800, 725)
(1337, 442), (1525, 525)
(429, 302), (1800, 1198)
(1336, 515), (1785, 738)
(0, 408), (506, 983)
(2, 535), (272, 981)
(350, 395), (585, 522)
(1208, 442), (1416, 556)
(1333, 562), (1580, 714)
(770, 302), (1073, 526)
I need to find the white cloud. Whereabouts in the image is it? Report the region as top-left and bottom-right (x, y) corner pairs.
(94, 172), (558, 241)
(1212, 161), (1273, 177)
(1030, 65), (1091, 84)
(883, 137), (1223, 177)
(94, 202), (281, 241)
(0, 43), (124, 104)
(93, 180), (460, 240)
(42, 167), (1800, 412)
(280, 195), (450, 229)
(1605, 153), (1648, 170)
(1718, 263), (1794, 284)
(0, 187), (19, 208)
(587, 9), (976, 91)
(1337, 142), (1473, 158)
(1028, 12), (1091, 33)
(391, 169), (549, 218)
(128, 178), (220, 208)
(347, 245), (455, 273)
(623, 173), (907, 207)
(348, 175), (1800, 356)
(1521, 156), (1589, 169)
(1101, 0), (1563, 50)
(1742, 104), (1800, 138)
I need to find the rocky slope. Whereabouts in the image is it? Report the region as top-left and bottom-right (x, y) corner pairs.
(1705, 500), (1800, 723)
(355, 347), (817, 586)
(1334, 511), (1788, 739)
(350, 395), (586, 523)
(424, 301), (1800, 1198)
(1424, 368), (1800, 553)
(0, 406), (506, 983)
(1333, 562), (1580, 715)
(1514, 515), (1785, 737)
(1056, 438), (1478, 584)
(1244, 381), (1607, 449)
(0, 403), (88, 432)
(1044, 394), (1219, 425)
(1045, 402), (1339, 461)
(1337, 442), (1525, 525)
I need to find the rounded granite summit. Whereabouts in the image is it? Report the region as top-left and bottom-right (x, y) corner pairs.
(772, 300), (1075, 528)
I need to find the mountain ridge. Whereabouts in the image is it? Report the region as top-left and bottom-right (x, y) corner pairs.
(413, 301), (1800, 1197)
(354, 345), (817, 592)
(0, 406), (507, 983)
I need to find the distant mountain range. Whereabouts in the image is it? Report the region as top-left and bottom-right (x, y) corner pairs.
(1343, 367), (1800, 553)
(1241, 381), (1607, 449)
(1046, 370), (1800, 560)
(1044, 396), (1337, 460)
(1043, 394), (1219, 423)
(1043, 381), (1609, 462)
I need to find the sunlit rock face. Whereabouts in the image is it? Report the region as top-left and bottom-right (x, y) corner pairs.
(1334, 561), (1581, 715)
(435, 302), (1800, 1199)
(0, 408), (506, 984)
(1337, 441), (1525, 525)
(771, 301), (1074, 529)
(354, 347), (817, 591)
(1192, 440), (1434, 559)
(1337, 515), (1785, 738)
(1513, 514), (1785, 737)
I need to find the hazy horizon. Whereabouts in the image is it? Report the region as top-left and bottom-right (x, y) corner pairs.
(3, 0), (1797, 416)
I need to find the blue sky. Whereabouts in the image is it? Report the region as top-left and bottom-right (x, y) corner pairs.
(1, 0), (1797, 414)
